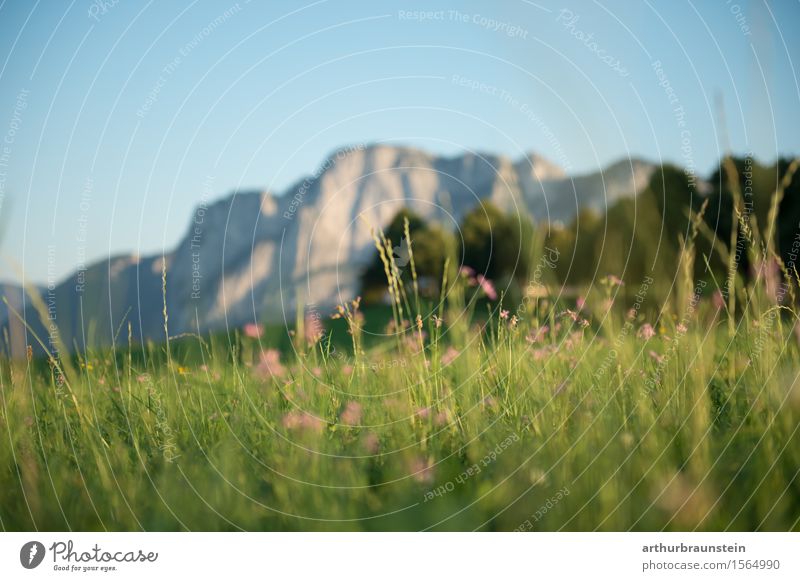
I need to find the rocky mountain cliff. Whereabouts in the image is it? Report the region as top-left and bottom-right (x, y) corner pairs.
(1, 144), (654, 354)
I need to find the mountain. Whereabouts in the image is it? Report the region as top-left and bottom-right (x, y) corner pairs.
(1, 145), (655, 353)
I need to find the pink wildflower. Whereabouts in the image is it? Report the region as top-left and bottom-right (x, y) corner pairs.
(281, 410), (325, 434)
(304, 312), (324, 345)
(256, 348), (286, 379)
(459, 265), (476, 278)
(637, 324), (656, 340)
(409, 456), (435, 484)
(340, 401), (363, 426)
(526, 326), (549, 343)
(712, 290), (726, 310)
(362, 432), (380, 454)
(441, 346), (460, 366)
(500, 309), (509, 320)
(476, 274), (497, 300)
(243, 322), (263, 339)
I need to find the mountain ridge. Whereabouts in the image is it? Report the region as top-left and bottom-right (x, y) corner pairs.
(2, 144), (656, 354)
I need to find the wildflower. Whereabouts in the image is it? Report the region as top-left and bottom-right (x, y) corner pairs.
(459, 265), (476, 278)
(362, 432), (380, 454)
(561, 309), (579, 322)
(603, 274), (624, 287)
(432, 314), (443, 328)
(509, 315), (519, 328)
(576, 296), (586, 311)
(176, 366), (190, 375)
(526, 326), (549, 344)
(648, 350), (665, 365)
(711, 290), (725, 310)
(676, 323), (688, 334)
(499, 309), (509, 320)
(340, 401), (363, 426)
(476, 274), (497, 300)
(243, 322), (263, 339)
(409, 456), (435, 484)
(304, 312), (324, 344)
(416, 407), (431, 420)
(441, 346), (460, 366)
(282, 410), (325, 434)
(637, 324), (656, 340)
(256, 348), (286, 379)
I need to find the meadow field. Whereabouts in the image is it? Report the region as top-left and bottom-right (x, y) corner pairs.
(2, 213), (799, 532)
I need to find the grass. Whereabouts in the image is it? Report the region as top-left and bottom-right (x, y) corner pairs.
(1, 270), (799, 531)
(2, 174), (800, 531)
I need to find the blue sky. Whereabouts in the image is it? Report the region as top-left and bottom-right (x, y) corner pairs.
(1, 0), (798, 283)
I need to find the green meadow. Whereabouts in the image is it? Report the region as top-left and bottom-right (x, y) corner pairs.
(2, 158), (800, 532)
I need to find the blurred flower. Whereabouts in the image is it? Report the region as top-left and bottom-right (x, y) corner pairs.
(362, 432), (380, 454)
(712, 289), (725, 310)
(500, 309), (509, 320)
(256, 349), (286, 379)
(637, 324), (656, 340)
(432, 314), (443, 328)
(576, 296), (586, 311)
(409, 456), (435, 485)
(304, 312), (324, 345)
(603, 274), (624, 287)
(243, 323), (263, 339)
(476, 274), (497, 300)
(342, 364), (354, 375)
(526, 326), (549, 344)
(648, 350), (665, 365)
(676, 323), (688, 334)
(416, 407), (431, 420)
(281, 410), (325, 434)
(434, 410), (448, 427)
(562, 309), (579, 322)
(340, 401), (362, 426)
(441, 346), (460, 366)
(459, 265), (476, 278)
